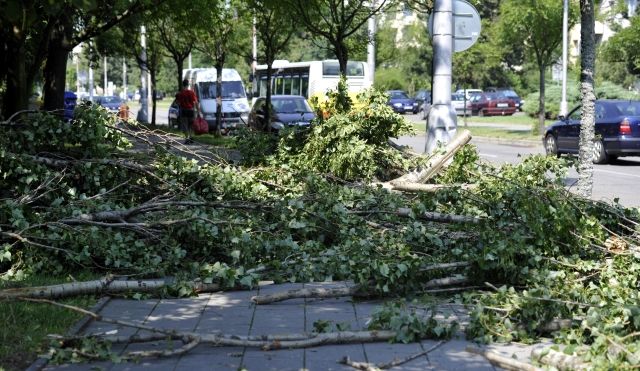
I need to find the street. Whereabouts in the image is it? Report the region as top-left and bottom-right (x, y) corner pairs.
(397, 134), (640, 207)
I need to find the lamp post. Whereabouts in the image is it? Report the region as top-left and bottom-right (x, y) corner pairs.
(560, 0), (569, 117)
(425, 0), (456, 154)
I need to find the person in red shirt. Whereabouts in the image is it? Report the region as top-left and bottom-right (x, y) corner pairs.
(175, 78), (201, 144)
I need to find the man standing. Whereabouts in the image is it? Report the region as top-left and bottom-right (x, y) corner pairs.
(175, 79), (200, 144)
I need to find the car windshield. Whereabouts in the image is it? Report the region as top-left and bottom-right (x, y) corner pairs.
(101, 96), (121, 104)
(452, 94), (465, 101)
(272, 98), (312, 113)
(198, 81), (246, 99)
(389, 91), (409, 99)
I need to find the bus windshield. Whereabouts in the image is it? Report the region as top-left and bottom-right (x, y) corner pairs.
(198, 81), (246, 100)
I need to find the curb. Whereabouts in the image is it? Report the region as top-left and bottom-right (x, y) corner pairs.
(26, 296), (112, 371)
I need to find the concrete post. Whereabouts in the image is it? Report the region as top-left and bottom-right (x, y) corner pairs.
(137, 25), (149, 123)
(425, 0), (457, 154)
(367, 13), (376, 83)
(560, 0), (569, 117)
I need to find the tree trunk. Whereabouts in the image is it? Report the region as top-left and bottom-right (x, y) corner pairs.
(42, 37), (70, 113)
(577, 0), (596, 198)
(538, 65), (546, 134)
(215, 61), (223, 136)
(265, 62), (273, 131)
(150, 68), (157, 127)
(335, 41), (349, 76)
(2, 40), (29, 118)
(175, 58), (184, 93)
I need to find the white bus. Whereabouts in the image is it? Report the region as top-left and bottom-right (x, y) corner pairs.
(252, 60), (372, 103)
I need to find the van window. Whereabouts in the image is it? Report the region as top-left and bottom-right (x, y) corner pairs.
(199, 81), (246, 99)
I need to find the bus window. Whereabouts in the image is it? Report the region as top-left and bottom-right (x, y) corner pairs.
(322, 61), (364, 77)
(284, 74), (292, 95)
(275, 76), (284, 94)
(301, 74), (309, 98)
(291, 76), (300, 96)
(259, 75), (268, 97)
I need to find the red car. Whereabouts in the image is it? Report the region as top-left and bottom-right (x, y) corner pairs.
(470, 92), (517, 116)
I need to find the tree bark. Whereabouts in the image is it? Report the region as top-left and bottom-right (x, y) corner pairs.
(576, 0), (596, 198)
(265, 62), (273, 131)
(538, 64), (546, 134)
(2, 40), (29, 117)
(150, 68), (157, 127)
(175, 58), (184, 93)
(335, 40), (349, 75)
(215, 61), (224, 136)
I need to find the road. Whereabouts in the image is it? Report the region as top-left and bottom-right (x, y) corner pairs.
(397, 134), (640, 207)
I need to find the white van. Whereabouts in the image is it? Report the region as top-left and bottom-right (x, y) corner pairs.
(187, 68), (250, 131)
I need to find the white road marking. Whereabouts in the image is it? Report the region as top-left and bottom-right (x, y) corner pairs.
(479, 153), (498, 158)
(595, 168), (640, 179)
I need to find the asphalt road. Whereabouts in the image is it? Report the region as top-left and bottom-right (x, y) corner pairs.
(397, 133), (640, 208)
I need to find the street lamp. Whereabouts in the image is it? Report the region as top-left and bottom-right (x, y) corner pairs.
(560, 0), (569, 117)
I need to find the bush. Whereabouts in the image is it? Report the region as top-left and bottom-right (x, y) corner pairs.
(523, 80), (637, 119)
(374, 68), (407, 91)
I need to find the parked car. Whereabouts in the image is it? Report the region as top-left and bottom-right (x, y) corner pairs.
(248, 95), (315, 132)
(485, 88), (523, 111)
(469, 92), (517, 116)
(451, 94), (472, 116)
(544, 99), (640, 164)
(386, 90), (418, 114)
(95, 95), (124, 113)
(168, 99), (179, 128)
(63, 91), (77, 121)
(414, 90), (431, 113)
(455, 88), (483, 100)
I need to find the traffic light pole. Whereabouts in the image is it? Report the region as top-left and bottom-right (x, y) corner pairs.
(426, 0), (457, 154)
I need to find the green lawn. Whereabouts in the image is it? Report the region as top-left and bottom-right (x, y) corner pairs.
(411, 122), (542, 141)
(0, 275), (99, 371)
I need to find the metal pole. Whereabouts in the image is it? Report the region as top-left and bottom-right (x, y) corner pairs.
(367, 8), (376, 83)
(137, 25), (149, 123)
(75, 55), (80, 94)
(426, 0), (457, 154)
(560, 0), (569, 117)
(123, 59), (127, 101)
(104, 55), (108, 96)
(188, 53), (192, 70)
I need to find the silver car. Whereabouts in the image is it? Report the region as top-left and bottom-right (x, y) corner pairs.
(421, 94), (471, 119)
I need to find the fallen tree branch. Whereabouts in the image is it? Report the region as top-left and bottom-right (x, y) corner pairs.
(1, 277), (220, 299)
(424, 276), (469, 288)
(252, 286), (361, 304)
(389, 182), (478, 193)
(531, 347), (590, 370)
(351, 208), (480, 224)
(420, 261), (470, 272)
(466, 346), (542, 371)
(340, 340), (444, 370)
(389, 129), (472, 184)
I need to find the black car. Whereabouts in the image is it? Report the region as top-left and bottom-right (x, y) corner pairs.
(248, 95), (315, 132)
(414, 90), (431, 112)
(544, 99), (640, 164)
(386, 90), (418, 114)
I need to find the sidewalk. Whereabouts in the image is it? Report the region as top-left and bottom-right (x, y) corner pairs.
(37, 281), (549, 371)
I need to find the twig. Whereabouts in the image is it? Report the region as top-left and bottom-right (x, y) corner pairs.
(466, 346), (542, 371)
(340, 341), (445, 370)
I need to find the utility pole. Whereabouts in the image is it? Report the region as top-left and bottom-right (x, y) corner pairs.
(252, 16), (257, 80)
(137, 25), (149, 123)
(367, 2), (376, 83)
(560, 0), (569, 117)
(426, 0), (456, 154)
(103, 55), (108, 96)
(123, 59), (127, 101)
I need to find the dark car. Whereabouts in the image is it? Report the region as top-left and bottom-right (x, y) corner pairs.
(386, 90), (418, 114)
(414, 90), (431, 113)
(63, 91), (77, 121)
(486, 88), (523, 110)
(168, 99), (179, 128)
(544, 99), (640, 164)
(469, 92), (517, 116)
(95, 95), (123, 113)
(248, 95), (315, 132)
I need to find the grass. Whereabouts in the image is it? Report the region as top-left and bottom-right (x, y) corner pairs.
(0, 274), (100, 371)
(465, 114), (554, 127)
(410, 122), (541, 141)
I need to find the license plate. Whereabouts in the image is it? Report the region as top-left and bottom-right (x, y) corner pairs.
(497, 103), (508, 108)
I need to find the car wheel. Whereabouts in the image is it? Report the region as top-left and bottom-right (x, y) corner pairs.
(544, 134), (560, 158)
(591, 139), (609, 164)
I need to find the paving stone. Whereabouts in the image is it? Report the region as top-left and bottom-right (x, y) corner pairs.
(43, 361), (113, 370)
(304, 344), (366, 371)
(305, 303), (360, 332)
(425, 339), (495, 370)
(143, 297), (209, 331)
(363, 342), (431, 370)
(109, 356), (180, 371)
(174, 348), (243, 371)
(241, 348), (303, 371)
(251, 305), (304, 334)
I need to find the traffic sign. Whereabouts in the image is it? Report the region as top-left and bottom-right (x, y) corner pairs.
(428, 0), (481, 53)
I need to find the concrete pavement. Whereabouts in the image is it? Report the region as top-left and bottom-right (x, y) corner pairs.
(37, 281), (550, 371)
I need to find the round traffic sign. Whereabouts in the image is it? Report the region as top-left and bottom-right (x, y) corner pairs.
(428, 0), (482, 53)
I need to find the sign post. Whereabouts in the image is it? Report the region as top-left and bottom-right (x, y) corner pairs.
(426, 0), (481, 154)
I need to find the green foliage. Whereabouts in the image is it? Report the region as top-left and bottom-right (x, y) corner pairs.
(368, 300), (458, 342)
(233, 128), (279, 166)
(523, 81), (637, 119)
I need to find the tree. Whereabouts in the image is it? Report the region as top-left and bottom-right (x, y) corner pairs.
(600, 16), (640, 78)
(497, 0), (577, 133)
(286, 0), (388, 75)
(246, 0), (296, 131)
(196, 0), (244, 135)
(576, 0), (596, 197)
